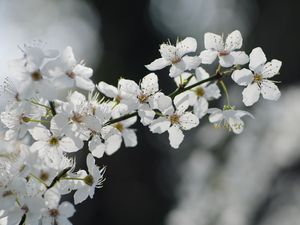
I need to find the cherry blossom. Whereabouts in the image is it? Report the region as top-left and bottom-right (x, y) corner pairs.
(200, 30), (249, 67)
(231, 47), (282, 106)
(146, 38), (201, 77)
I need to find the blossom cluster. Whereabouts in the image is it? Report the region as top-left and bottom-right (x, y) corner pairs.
(0, 31), (282, 224)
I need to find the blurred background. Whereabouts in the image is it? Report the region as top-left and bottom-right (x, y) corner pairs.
(1, 0), (300, 224)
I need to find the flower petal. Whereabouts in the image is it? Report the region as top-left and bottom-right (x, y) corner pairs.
(249, 47), (267, 71)
(261, 59), (282, 78)
(195, 67), (209, 81)
(174, 93), (190, 114)
(204, 33), (224, 51)
(141, 73), (159, 96)
(261, 80), (281, 101)
(225, 30), (243, 51)
(149, 117), (171, 134)
(182, 56), (201, 70)
(168, 126), (184, 149)
(228, 117), (244, 134)
(199, 49), (218, 64)
(145, 58), (171, 71)
(231, 69), (253, 86)
(179, 112), (199, 130)
(176, 37), (197, 57)
(242, 83), (261, 106)
(122, 129), (137, 147)
(219, 54), (235, 68)
(231, 51), (249, 65)
(159, 44), (176, 61)
(193, 98), (209, 119)
(96, 82), (118, 98)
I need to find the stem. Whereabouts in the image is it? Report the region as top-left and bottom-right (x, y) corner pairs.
(49, 101), (57, 116)
(105, 112), (138, 126)
(219, 80), (230, 105)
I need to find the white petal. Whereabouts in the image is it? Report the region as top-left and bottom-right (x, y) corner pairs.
(193, 98), (209, 119)
(86, 153), (95, 175)
(174, 72), (192, 87)
(105, 134), (122, 155)
(179, 112), (199, 130)
(169, 63), (185, 78)
(207, 108), (223, 123)
(96, 82), (118, 98)
(195, 67), (209, 81)
(141, 73), (159, 96)
(138, 105), (155, 125)
(159, 44), (176, 61)
(29, 125), (50, 141)
(154, 93), (174, 115)
(67, 91), (86, 106)
(261, 80), (281, 101)
(242, 83), (261, 106)
(231, 51), (249, 65)
(119, 78), (140, 96)
(204, 83), (221, 100)
(73, 64), (93, 79)
(225, 30), (243, 51)
(59, 137), (79, 153)
(174, 93), (190, 114)
(62, 46), (76, 68)
(74, 188), (89, 205)
(261, 59), (282, 78)
(145, 58), (171, 71)
(204, 33), (224, 51)
(219, 54), (235, 68)
(59, 202), (76, 218)
(168, 126), (184, 149)
(249, 47), (267, 71)
(199, 49), (218, 64)
(30, 141), (48, 152)
(149, 117), (171, 134)
(176, 37), (197, 57)
(123, 129), (137, 147)
(182, 56), (201, 70)
(231, 69), (253, 86)
(88, 136), (105, 158)
(75, 76), (95, 91)
(228, 117), (244, 134)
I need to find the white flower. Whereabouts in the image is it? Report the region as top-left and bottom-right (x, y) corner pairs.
(53, 91), (91, 142)
(29, 124), (80, 168)
(42, 189), (75, 225)
(0, 102), (43, 141)
(47, 46), (95, 91)
(145, 38), (201, 77)
(231, 47), (282, 106)
(74, 154), (106, 205)
(149, 94), (199, 148)
(207, 106), (254, 134)
(117, 73), (160, 125)
(97, 79), (138, 112)
(200, 30), (249, 67)
(111, 112), (137, 148)
(175, 68), (221, 118)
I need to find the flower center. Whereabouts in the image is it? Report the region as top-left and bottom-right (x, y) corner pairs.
(84, 175), (94, 186)
(72, 113), (84, 123)
(49, 137), (59, 146)
(114, 95), (121, 104)
(66, 71), (76, 79)
(218, 50), (229, 56)
(114, 123), (124, 132)
(254, 74), (263, 83)
(171, 56), (181, 64)
(169, 114), (180, 125)
(31, 70), (43, 81)
(40, 171), (50, 181)
(195, 87), (205, 97)
(49, 208), (60, 217)
(138, 94), (149, 103)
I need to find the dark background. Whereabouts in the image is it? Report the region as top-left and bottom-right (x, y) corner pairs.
(71, 1), (300, 225)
